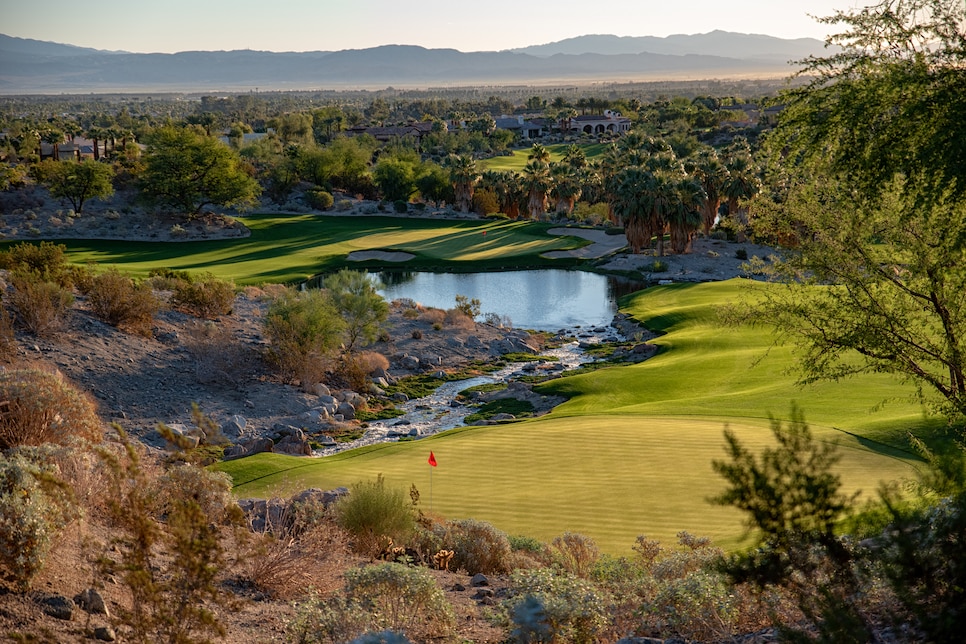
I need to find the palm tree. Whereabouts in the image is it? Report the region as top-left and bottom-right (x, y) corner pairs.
(722, 153), (760, 227)
(687, 148), (730, 235)
(480, 170), (523, 218)
(527, 143), (551, 164)
(549, 162), (583, 217)
(667, 176), (706, 254)
(562, 143), (586, 169)
(446, 154), (479, 213)
(612, 167), (656, 254)
(522, 160), (553, 220)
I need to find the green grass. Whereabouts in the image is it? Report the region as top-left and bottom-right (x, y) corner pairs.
(3, 215), (589, 285)
(480, 143), (609, 172)
(216, 279), (940, 554)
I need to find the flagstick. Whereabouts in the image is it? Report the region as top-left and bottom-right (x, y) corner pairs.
(429, 466), (433, 512)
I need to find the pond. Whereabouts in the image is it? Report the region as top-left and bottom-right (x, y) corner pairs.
(374, 269), (648, 331)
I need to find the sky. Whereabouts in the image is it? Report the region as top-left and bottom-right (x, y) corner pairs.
(2, 0), (861, 54)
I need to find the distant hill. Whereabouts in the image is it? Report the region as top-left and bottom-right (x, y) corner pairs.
(509, 31), (830, 62)
(0, 32), (818, 93)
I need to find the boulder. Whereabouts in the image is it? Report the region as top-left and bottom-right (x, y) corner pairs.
(39, 594), (74, 620)
(401, 355), (420, 370)
(470, 573), (489, 587)
(336, 401), (356, 420)
(275, 434), (312, 456)
(73, 588), (108, 615)
(238, 497), (288, 533)
(391, 392), (409, 402)
(290, 487), (348, 508)
(312, 383), (331, 397)
(490, 413), (516, 421)
(220, 415), (247, 439)
(94, 626), (117, 642)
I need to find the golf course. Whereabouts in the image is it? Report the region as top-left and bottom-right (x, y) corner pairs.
(32, 214), (589, 285)
(203, 235), (936, 554)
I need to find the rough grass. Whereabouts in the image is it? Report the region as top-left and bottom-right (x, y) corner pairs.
(479, 143), (609, 172)
(216, 281), (935, 555)
(10, 216), (589, 285)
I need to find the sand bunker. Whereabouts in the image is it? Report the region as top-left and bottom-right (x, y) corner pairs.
(346, 250), (415, 262)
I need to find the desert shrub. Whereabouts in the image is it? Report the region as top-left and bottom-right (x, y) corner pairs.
(444, 308), (475, 330)
(325, 269), (390, 352)
(410, 329), (422, 339)
(419, 308), (445, 326)
(0, 240), (71, 285)
(454, 294), (480, 319)
(391, 199), (408, 213)
(735, 248), (748, 260)
(0, 304), (16, 361)
(334, 475), (416, 556)
(0, 368), (102, 450)
(446, 518), (513, 575)
(338, 350), (390, 392)
(500, 567), (610, 644)
(306, 189), (334, 210)
(97, 427), (240, 643)
(171, 273), (236, 318)
(401, 307), (420, 320)
(235, 518), (350, 600)
(0, 452), (79, 591)
(86, 268), (159, 335)
(644, 260), (668, 273)
(146, 267), (195, 290)
(287, 594), (371, 643)
(264, 288), (345, 389)
(550, 532), (600, 579)
(472, 188), (500, 216)
(336, 199), (353, 211)
(8, 271), (73, 336)
(183, 320), (255, 385)
(343, 563), (455, 638)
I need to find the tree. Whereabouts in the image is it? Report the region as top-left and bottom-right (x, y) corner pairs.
(33, 159), (114, 214)
(687, 147), (729, 236)
(521, 160), (552, 221)
(324, 269), (389, 353)
(751, 0), (966, 420)
(712, 406), (870, 641)
(445, 154), (479, 213)
(373, 156), (417, 202)
(611, 167), (656, 254)
(140, 126), (261, 216)
(415, 162), (453, 206)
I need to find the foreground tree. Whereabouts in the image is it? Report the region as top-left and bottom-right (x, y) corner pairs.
(31, 159), (114, 214)
(751, 0), (966, 420)
(140, 126), (261, 216)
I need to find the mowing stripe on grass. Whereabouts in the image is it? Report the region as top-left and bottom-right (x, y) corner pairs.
(216, 414), (921, 554)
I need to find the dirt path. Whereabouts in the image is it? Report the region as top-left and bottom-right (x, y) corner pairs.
(543, 227), (628, 259)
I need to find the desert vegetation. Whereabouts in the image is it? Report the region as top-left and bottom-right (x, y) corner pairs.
(1, 0), (965, 642)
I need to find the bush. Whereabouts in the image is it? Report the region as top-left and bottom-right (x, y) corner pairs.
(550, 532), (600, 579)
(500, 567), (610, 644)
(454, 294), (480, 319)
(393, 200), (409, 213)
(344, 563), (455, 638)
(9, 271), (73, 336)
(86, 268), (160, 335)
(335, 475), (416, 556)
(0, 368), (102, 450)
(0, 240), (71, 285)
(735, 248), (748, 260)
(0, 304), (15, 362)
(472, 188), (500, 216)
(171, 273), (235, 318)
(264, 288), (345, 388)
(419, 308), (445, 326)
(306, 189), (335, 210)
(183, 320), (255, 385)
(447, 518), (513, 575)
(0, 452), (79, 591)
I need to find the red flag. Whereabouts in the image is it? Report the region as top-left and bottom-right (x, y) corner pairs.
(428, 451), (437, 467)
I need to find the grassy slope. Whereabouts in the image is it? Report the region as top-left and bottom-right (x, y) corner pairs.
(13, 215), (588, 285)
(217, 279), (935, 553)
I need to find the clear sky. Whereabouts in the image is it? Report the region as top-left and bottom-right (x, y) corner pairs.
(2, 0), (861, 53)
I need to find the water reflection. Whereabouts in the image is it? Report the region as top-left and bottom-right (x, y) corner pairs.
(372, 270), (647, 331)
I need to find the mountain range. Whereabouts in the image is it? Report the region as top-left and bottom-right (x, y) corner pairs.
(0, 31), (827, 93)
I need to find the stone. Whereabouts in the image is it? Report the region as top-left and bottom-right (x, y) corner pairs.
(401, 355), (420, 370)
(470, 573), (489, 587)
(73, 588), (108, 615)
(275, 435), (312, 456)
(313, 383), (331, 397)
(317, 394), (337, 406)
(336, 402), (356, 420)
(490, 413), (516, 421)
(40, 594), (74, 620)
(94, 626), (117, 641)
(391, 392), (409, 402)
(221, 415), (247, 438)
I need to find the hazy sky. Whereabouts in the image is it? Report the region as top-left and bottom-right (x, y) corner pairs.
(3, 0), (860, 53)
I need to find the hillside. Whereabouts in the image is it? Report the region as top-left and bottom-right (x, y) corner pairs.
(0, 31), (824, 92)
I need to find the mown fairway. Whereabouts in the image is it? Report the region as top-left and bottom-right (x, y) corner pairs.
(217, 279), (935, 554)
(480, 142), (609, 172)
(22, 215), (587, 284)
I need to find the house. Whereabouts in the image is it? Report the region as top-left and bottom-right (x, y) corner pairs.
(494, 115), (546, 140)
(39, 136), (105, 161)
(567, 110), (632, 135)
(346, 121), (439, 146)
(719, 104), (760, 127)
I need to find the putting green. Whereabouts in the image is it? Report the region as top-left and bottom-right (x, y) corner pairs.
(218, 414), (921, 553)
